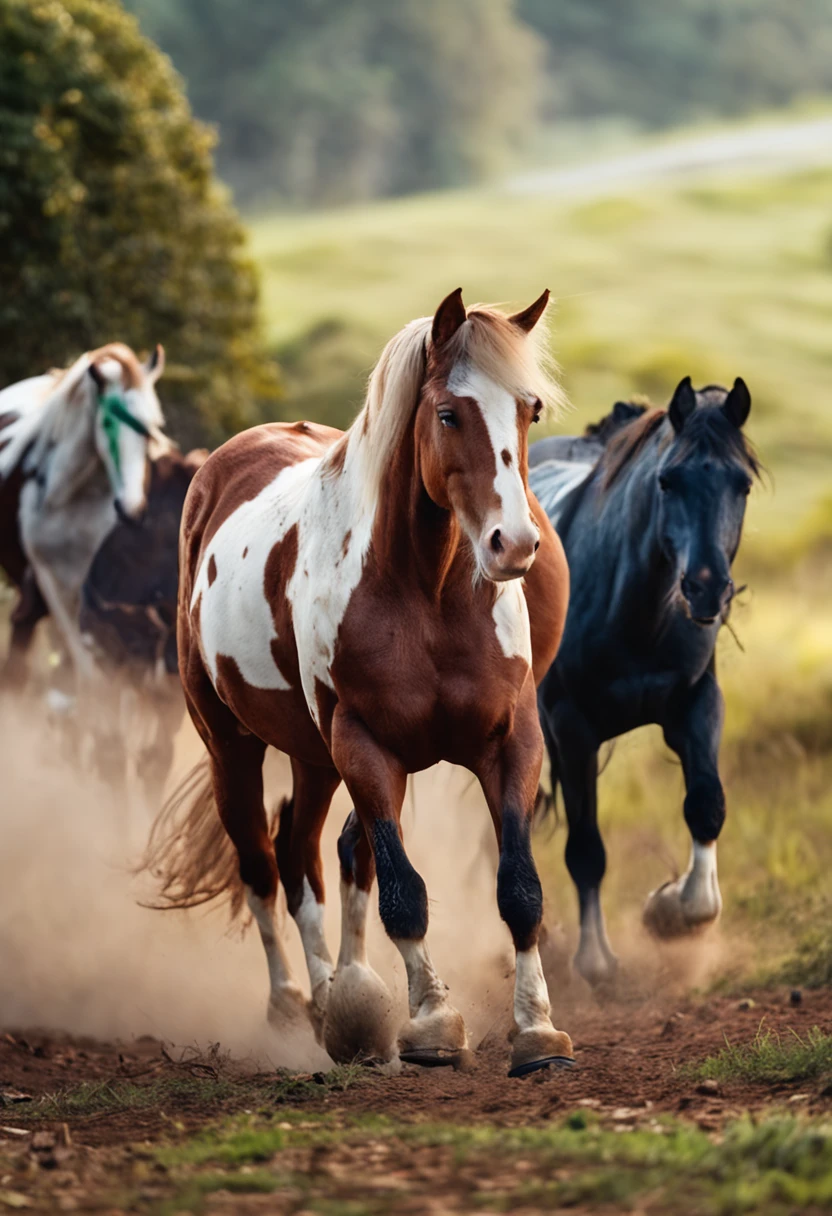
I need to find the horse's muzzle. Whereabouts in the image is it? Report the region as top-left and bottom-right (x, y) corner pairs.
(681, 572), (734, 626)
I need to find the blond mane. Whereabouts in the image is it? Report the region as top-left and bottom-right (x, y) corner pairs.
(345, 303), (564, 502)
(1, 345), (166, 478)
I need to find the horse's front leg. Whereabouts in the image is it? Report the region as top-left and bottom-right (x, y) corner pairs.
(324, 809), (398, 1064)
(643, 667), (725, 938)
(25, 552), (95, 683)
(331, 708), (468, 1067)
(478, 681), (574, 1076)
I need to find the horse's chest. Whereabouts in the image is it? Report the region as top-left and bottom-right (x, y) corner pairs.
(19, 478), (114, 583)
(333, 578), (531, 765)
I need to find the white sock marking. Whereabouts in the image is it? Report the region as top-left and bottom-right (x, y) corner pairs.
(514, 946), (553, 1033)
(293, 876), (334, 994)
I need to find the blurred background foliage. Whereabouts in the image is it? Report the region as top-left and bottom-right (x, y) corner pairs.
(0, 0), (280, 446)
(126, 0), (832, 206)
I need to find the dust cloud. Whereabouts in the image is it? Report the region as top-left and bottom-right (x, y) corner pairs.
(0, 698), (732, 1066)
(0, 700), (514, 1066)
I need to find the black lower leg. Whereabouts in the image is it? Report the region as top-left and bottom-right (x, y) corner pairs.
(371, 819), (427, 941)
(496, 810), (543, 951)
(683, 775), (725, 843)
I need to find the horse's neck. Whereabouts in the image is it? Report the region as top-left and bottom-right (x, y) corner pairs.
(39, 391), (103, 507)
(356, 423), (477, 601)
(595, 461), (676, 628)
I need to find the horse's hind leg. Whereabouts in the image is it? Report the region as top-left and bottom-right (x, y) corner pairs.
(547, 701), (617, 987)
(186, 673), (307, 1026)
(643, 669), (725, 938)
(331, 708), (467, 1067)
(274, 758), (342, 1039)
(323, 810), (397, 1064)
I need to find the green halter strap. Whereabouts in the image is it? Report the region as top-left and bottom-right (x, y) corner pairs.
(97, 390), (152, 483)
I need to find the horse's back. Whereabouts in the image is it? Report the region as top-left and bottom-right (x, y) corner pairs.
(529, 458), (594, 528)
(182, 421), (342, 559)
(529, 433), (604, 468)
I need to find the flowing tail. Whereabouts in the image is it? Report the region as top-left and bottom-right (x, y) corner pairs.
(138, 756), (249, 919)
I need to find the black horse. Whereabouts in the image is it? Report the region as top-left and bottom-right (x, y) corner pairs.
(530, 378), (759, 987)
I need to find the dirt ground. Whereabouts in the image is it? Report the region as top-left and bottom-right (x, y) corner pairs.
(2, 986), (831, 1150)
(0, 985), (830, 1214)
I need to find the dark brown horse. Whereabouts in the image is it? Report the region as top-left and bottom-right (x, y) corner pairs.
(144, 290), (573, 1076)
(80, 448), (208, 802)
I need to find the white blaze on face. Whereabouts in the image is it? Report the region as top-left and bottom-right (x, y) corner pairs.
(116, 395), (151, 517)
(446, 364), (534, 558)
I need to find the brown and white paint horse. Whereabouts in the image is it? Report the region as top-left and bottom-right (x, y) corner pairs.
(146, 291), (573, 1076)
(0, 344), (167, 688)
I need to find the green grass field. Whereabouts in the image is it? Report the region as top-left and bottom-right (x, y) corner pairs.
(250, 163), (832, 986)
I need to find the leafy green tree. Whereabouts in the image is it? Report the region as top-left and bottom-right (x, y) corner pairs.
(0, 0), (280, 446)
(126, 0), (544, 204)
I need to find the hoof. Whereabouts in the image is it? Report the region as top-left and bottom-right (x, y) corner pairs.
(509, 1055), (575, 1078)
(400, 1045), (477, 1072)
(509, 1025), (574, 1077)
(323, 962), (398, 1064)
(267, 983), (310, 1029)
(307, 979), (330, 1045)
(398, 1004), (468, 1060)
(642, 879), (721, 940)
(399, 1046), (462, 1068)
(573, 943), (619, 990)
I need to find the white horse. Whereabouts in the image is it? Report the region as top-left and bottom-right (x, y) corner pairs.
(0, 343), (168, 688)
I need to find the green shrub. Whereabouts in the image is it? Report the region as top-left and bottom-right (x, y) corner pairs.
(0, 0), (280, 446)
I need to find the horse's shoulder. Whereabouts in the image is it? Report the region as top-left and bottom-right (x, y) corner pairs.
(185, 421), (343, 547)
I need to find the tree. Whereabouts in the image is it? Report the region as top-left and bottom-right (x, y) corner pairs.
(125, 0), (544, 205)
(0, 0), (280, 446)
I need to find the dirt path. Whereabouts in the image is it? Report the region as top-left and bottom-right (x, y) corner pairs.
(2, 986), (830, 1149)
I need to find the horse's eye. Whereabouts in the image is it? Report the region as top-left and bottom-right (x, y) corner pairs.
(741, 478), (752, 496)
(658, 474), (670, 493)
(438, 408), (458, 429)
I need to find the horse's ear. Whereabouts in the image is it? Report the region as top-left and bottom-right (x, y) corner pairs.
(509, 289), (550, 334)
(88, 362), (106, 393)
(145, 344), (165, 384)
(722, 377), (751, 429)
(668, 376), (696, 433)
(432, 288), (467, 349)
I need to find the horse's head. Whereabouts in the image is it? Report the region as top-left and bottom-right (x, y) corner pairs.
(88, 344), (167, 522)
(657, 377), (757, 625)
(415, 288), (559, 582)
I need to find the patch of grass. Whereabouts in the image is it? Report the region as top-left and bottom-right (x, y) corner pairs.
(154, 1112), (832, 1215)
(688, 1027), (832, 1086)
(16, 1063), (365, 1125)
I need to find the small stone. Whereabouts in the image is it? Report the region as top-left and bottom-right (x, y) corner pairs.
(737, 998), (756, 1011)
(788, 1093), (809, 1103)
(696, 1079), (721, 1096)
(790, 989), (802, 1006)
(611, 1107), (638, 1123)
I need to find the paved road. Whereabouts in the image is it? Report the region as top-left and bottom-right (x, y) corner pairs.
(508, 115), (832, 198)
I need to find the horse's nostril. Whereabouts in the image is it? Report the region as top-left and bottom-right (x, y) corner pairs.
(490, 529), (503, 554)
(534, 540), (540, 552)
